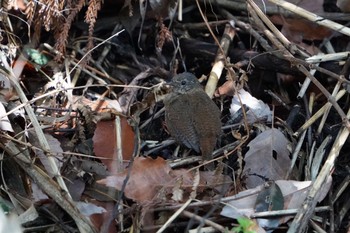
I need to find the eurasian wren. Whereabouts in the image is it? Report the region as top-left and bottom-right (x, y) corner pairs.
(163, 72), (221, 166)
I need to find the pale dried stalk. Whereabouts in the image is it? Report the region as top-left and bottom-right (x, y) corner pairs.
(157, 198), (192, 233)
(205, 24), (236, 98)
(268, 0), (350, 36)
(195, 0), (236, 98)
(294, 90), (346, 137)
(247, 0), (350, 131)
(1, 140), (97, 233)
(288, 107), (350, 232)
(0, 52), (71, 198)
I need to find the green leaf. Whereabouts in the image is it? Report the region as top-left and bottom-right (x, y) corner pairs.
(231, 217), (256, 233)
(25, 48), (49, 66)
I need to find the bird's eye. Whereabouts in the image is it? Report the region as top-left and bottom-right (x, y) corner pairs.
(181, 80), (186, 85)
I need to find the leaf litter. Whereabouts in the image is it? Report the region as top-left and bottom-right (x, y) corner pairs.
(0, 0), (349, 232)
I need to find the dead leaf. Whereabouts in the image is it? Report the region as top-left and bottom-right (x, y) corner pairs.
(31, 183), (48, 202)
(265, 0), (332, 42)
(76, 201), (106, 216)
(89, 201), (117, 233)
(243, 128), (291, 188)
(276, 18), (332, 42)
(65, 176), (85, 201)
(97, 157), (231, 203)
(230, 89), (272, 123)
(215, 80), (235, 96)
(97, 157), (186, 203)
(221, 178), (332, 225)
(338, 0), (350, 12)
(93, 118), (134, 173)
(0, 102), (14, 132)
(29, 133), (63, 178)
(255, 182), (284, 231)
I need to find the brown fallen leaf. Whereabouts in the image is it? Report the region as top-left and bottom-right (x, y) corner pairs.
(267, 0), (332, 42)
(97, 157), (231, 203)
(338, 0), (350, 12)
(215, 80), (235, 97)
(93, 118), (134, 173)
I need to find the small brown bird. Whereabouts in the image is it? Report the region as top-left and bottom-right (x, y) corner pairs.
(163, 72), (221, 167)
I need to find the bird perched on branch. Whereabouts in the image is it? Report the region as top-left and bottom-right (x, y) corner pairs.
(163, 72), (221, 169)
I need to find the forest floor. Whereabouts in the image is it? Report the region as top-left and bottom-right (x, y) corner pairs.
(0, 0), (350, 232)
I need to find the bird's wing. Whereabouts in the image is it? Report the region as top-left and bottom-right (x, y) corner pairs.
(165, 96), (200, 152)
(189, 90), (221, 160)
